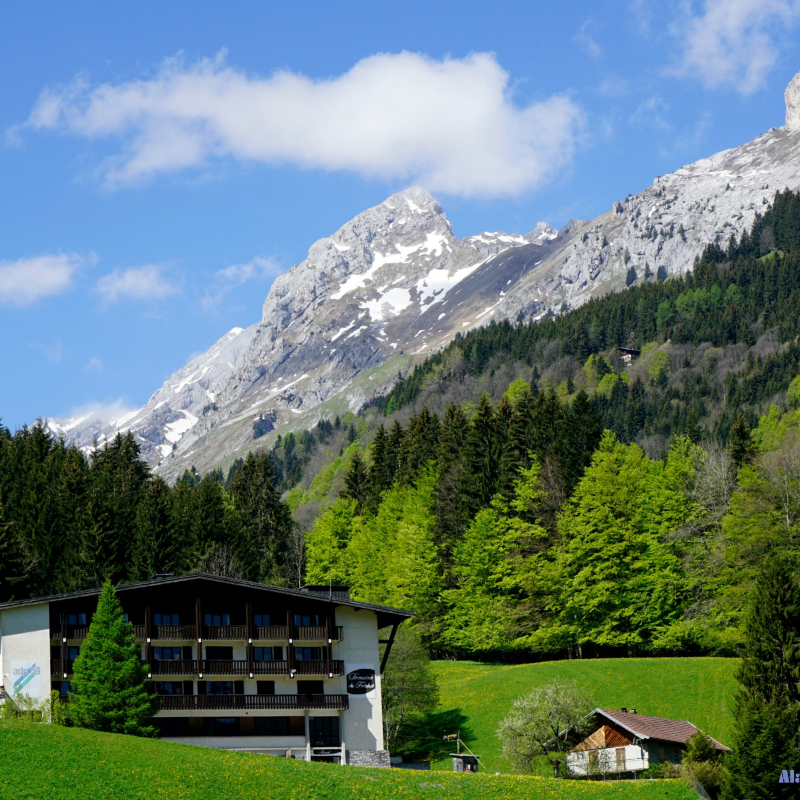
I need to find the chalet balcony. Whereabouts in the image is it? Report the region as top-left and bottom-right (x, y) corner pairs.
(135, 625), (197, 641)
(158, 694), (349, 711)
(252, 661), (288, 676)
(254, 625), (287, 641)
(293, 660), (344, 676)
(201, 659), (248, 676)
(202, 625), (247, 641)
(151, 660), (197, 676)
(293, 626), (343, 642)
(50, 627), (90, 642)
(50, 659), (76, 676)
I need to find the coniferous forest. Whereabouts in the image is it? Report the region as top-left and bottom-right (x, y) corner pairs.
(5, 191), (800, 663)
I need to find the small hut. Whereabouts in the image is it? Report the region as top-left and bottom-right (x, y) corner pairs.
(451, 754), (481, 773)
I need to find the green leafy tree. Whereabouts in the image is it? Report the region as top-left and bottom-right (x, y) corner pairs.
(722, 561), (800, 799)
(69, 581), (158, 736)
(381, 625), (440, 754)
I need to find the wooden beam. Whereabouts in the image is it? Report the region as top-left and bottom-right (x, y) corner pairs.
(379, 623), (399, 674)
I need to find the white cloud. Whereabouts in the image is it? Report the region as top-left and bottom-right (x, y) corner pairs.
(670, 0), (800, 94)
(23, 51), (584, 197)
(85, 357), (105, 372)
(629, 96), (673, 131)
(30, 340), (63, 363)
(0, 253), (81, 306)
(201, 255), (282, 310)
(95, 264), (177, 304)
(62, 399), (139, 427)
(574, 20), (602, 58)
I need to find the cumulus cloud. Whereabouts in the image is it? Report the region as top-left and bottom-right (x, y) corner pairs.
(62, 399), (139, 427)
(202, 255), (282, 310)
(670, 0), (800, 94)
(22, 51), (584, 197)
(0, 253), (81, 305)
(95, 264), (178, 304)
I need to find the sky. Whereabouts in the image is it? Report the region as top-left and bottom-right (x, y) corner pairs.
(3, 0), (800, 431)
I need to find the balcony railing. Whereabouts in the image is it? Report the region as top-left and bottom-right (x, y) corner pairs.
(50, 627), (90, 641)
(158, 694), (349, 711)
(200, 659), (248, 676)
(151, 660), (197, 676)
(252, 661), (288, 676)
(294, 660), (344, 676)
(294, 626), (343, 642)
(50, 659), (76, 676)
(203, 625), (247, 641)
(254, 625), (287, 640)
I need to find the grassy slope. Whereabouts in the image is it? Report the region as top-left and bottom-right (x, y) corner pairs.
(0, 721), (694, 800)
(430, 658), (738, 773)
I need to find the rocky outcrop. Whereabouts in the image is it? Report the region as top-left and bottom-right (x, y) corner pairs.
(786, 70), (800, 131)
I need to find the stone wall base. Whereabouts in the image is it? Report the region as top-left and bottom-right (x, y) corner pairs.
(346, 749), (391, 768)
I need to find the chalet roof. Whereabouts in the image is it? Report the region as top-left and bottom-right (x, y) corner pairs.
(0, 573), (412, 628)
(594, 709), (729, 752)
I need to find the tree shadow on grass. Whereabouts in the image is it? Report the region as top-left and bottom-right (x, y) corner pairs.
(393, 708), (474, 762)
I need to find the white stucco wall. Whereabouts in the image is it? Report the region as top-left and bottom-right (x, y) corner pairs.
(335, 606), (383, 751)
(0, 603), (51, 701)
(568, 744), (649, 775)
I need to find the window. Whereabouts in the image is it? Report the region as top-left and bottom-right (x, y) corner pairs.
(154, 646), (182, 661)
(155, 681), (191, 695)
(205, 681), (233, 695)
(294, 613), (320, 627)
(204, 717), (239, 736)
(615, 748), (626, 771)
(255, 646), (283, 661)
(254, 716), (288, 735)
(204, 646), (233, 660)
(67, 646), (80, 661)
(254, 613), (270, 626)
(310, 717), (340, 748)
(294, 647), (322, 661)
(154, 613), (180, 626)
(57, 681), (72, 697)
(157, 718), (188, 737)
(60, 612), (87, 626)
(297, 681), (324, 696)
(256, 681), (275, 695)
(204, 613), (230, 626)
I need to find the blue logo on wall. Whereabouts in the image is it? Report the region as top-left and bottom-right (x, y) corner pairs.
(779, 770), (800, 783)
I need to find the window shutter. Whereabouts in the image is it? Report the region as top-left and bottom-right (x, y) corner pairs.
(182, 645), (192, 660)
(197, 681), (207, 695)
(183, 681), (194, 696)
(234, 680), (244, 694)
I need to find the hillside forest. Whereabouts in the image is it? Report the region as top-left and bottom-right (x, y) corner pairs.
(4, 191), (800, 660)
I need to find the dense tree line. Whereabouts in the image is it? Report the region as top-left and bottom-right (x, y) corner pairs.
(0, 428), (295, 603)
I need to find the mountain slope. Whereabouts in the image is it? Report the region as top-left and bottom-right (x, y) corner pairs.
(49, 72), (800, 479)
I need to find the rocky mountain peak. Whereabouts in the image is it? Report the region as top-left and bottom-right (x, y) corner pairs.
(786, 70), (800, 131)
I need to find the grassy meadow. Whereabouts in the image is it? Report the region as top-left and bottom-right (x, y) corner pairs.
(428, 657), (738, 773)
(0, 720), (695, 800)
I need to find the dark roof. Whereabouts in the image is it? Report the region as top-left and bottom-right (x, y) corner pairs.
(0, 573), (412, 628)
(596, 709), (729, 751)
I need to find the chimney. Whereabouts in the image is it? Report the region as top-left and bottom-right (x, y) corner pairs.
(630, 709), (637, 714)
(621, 707), (628, 713)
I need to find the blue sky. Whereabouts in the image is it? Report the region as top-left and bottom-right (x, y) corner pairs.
(3, 0), (800, 430)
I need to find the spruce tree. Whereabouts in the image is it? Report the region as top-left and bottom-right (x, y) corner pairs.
(70, 581), (158, 736)
(341, 451), (370, 513)
(367, 425), (392, 510)
(729, 413), (757, 468)
(722, 560), (800, 799)
(131, 477), (177, 581)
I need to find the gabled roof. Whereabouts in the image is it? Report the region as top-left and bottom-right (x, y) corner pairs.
(593, 709), (729, 752)
(0, 573), (412, 628)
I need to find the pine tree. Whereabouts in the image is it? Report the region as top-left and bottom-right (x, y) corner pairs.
(0, 501), (25, 603)
(230, 452), (293, 583)
(131, 477), (178, 581)
(464, 394), (501, 512)
(341, 450), (370, 513)
(69, 581), (159, 736)
(729, 413), (757, 467)
(722, 560), (800, 799)
(367, 425), (392, 510)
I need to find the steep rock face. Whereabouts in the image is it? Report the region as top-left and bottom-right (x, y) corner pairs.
(49, 72), (800, 479)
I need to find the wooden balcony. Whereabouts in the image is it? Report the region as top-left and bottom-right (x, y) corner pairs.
(203, 625), (247, 640)
(201, 659), (248, 676)
(252, 661), (288, 676)
(50, 627), (90, 641)
(158, 694), (349, 711)
(294, 626), (343, 642)
(293, 660), (344, 676)
(50, 659), (76, 676)
(151, 660), (197, 676)
(254, 625), (287, 641)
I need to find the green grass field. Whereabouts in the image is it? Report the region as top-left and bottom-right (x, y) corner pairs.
(0, 720), (694, 800)
(429, 658), (738, 773)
